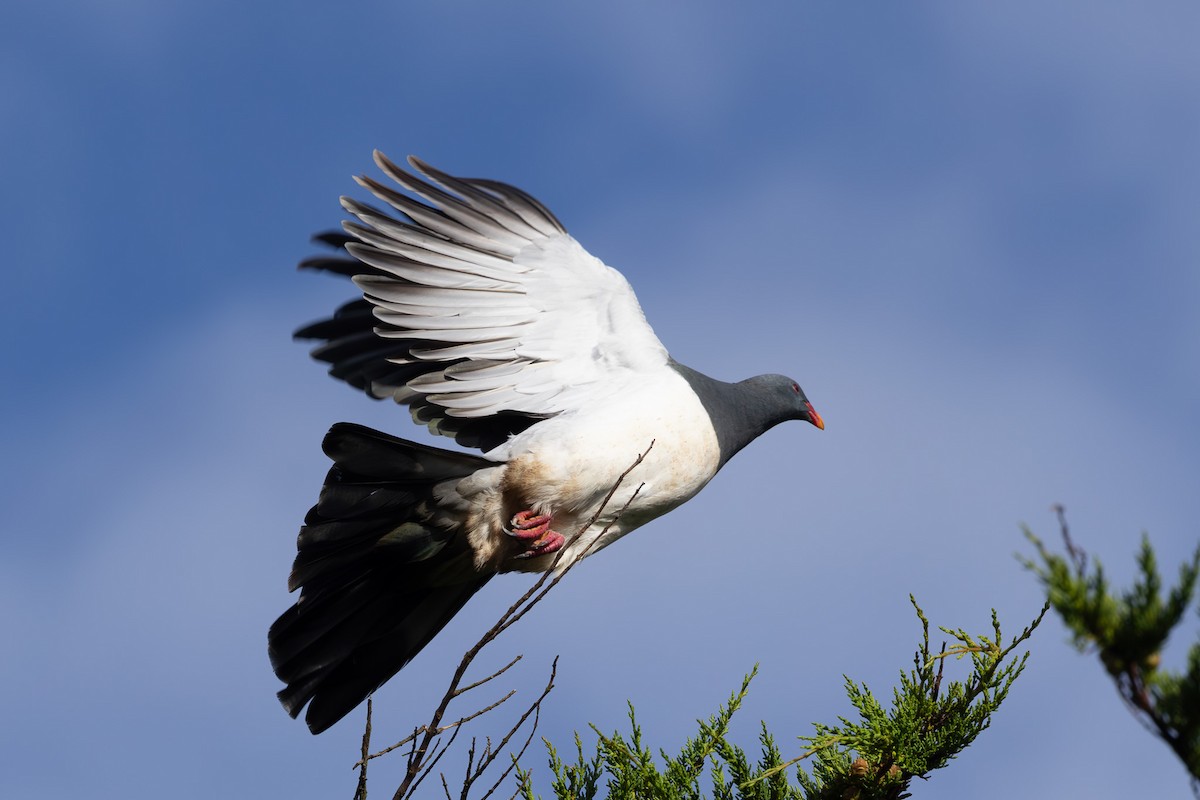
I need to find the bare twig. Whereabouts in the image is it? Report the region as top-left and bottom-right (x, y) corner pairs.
(354, 698), (372, 800)
(361, 691), (518, 766)
(1052, 503), (1087, 574)
(465, 658), (558, 800)
(453, 656), (523, 698)
(381, 443), (654, 800)
(409, 726), (462, 798)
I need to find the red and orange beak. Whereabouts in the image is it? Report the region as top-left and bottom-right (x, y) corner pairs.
(806, 402), (825, 431)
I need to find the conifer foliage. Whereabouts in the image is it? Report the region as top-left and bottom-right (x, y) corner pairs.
(515, 599), (1046, 800)
(1021, 506), (1200, 788)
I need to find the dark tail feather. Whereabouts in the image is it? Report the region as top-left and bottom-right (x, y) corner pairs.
(269, 423), (495, 734)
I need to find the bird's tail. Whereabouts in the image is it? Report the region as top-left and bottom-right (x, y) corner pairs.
(268, 422), (495, 734)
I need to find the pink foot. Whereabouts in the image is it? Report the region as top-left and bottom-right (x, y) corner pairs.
(506, 510), (565, 559)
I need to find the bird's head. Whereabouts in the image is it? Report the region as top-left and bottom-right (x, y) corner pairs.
(744, 373), (825, 431)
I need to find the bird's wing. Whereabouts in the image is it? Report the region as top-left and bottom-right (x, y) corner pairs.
(297, 152), (669, 452)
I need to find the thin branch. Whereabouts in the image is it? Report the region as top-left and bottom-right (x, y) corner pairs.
(460, 737), (479, 799)
(1052, 503), (1086, 574)
(464, 658), (558, 800)
(384, 443), (654, 800)
(453, 655), (524, 698)
(360, 690), (516, 767)
(482, 707), (542, 800)
(409, 727), (462, 799)
(353, 698), (372, 800)
(403, 726), (420, 772)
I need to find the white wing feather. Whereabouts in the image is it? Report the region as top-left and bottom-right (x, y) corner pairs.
(343, 152), (669, 429)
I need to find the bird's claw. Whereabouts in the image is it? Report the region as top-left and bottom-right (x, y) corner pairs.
(505, 510), (552, 539)
(513, 531), (565, 559)
(506, 510), (565, 559)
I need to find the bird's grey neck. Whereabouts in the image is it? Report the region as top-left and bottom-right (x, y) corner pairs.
(670, 361), (782, 469)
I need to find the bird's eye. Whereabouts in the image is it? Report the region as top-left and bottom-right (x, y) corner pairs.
(791, 382), (800, 394)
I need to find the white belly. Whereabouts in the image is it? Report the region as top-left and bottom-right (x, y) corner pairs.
(476, 369), (722, 571)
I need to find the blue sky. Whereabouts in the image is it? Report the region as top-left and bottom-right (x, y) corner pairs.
(3, 1), (1198, 797)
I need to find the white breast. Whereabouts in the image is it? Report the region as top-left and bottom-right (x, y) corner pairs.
(487, 368), (722, 571)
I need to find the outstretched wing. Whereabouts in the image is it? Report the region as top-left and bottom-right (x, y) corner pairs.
(297, 152), (669, 452)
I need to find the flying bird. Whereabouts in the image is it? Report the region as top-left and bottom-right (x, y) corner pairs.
(269, 153), (824, 734)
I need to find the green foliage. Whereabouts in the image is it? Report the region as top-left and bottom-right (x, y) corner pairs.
(788, 597), (1047, 800)
(519, 600), (1046, 800)
(1021, 518), (1200, 785)
(525, 669), (797, 800)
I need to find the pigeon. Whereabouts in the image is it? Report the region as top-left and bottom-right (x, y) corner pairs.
(269, 152), (824, 734)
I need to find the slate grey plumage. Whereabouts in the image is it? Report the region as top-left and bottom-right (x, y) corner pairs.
(669, 362), (821, 469)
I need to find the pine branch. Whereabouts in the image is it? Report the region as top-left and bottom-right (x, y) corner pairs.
(1020, 506), (1200, 789)
(533, 600), (1045, 800)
